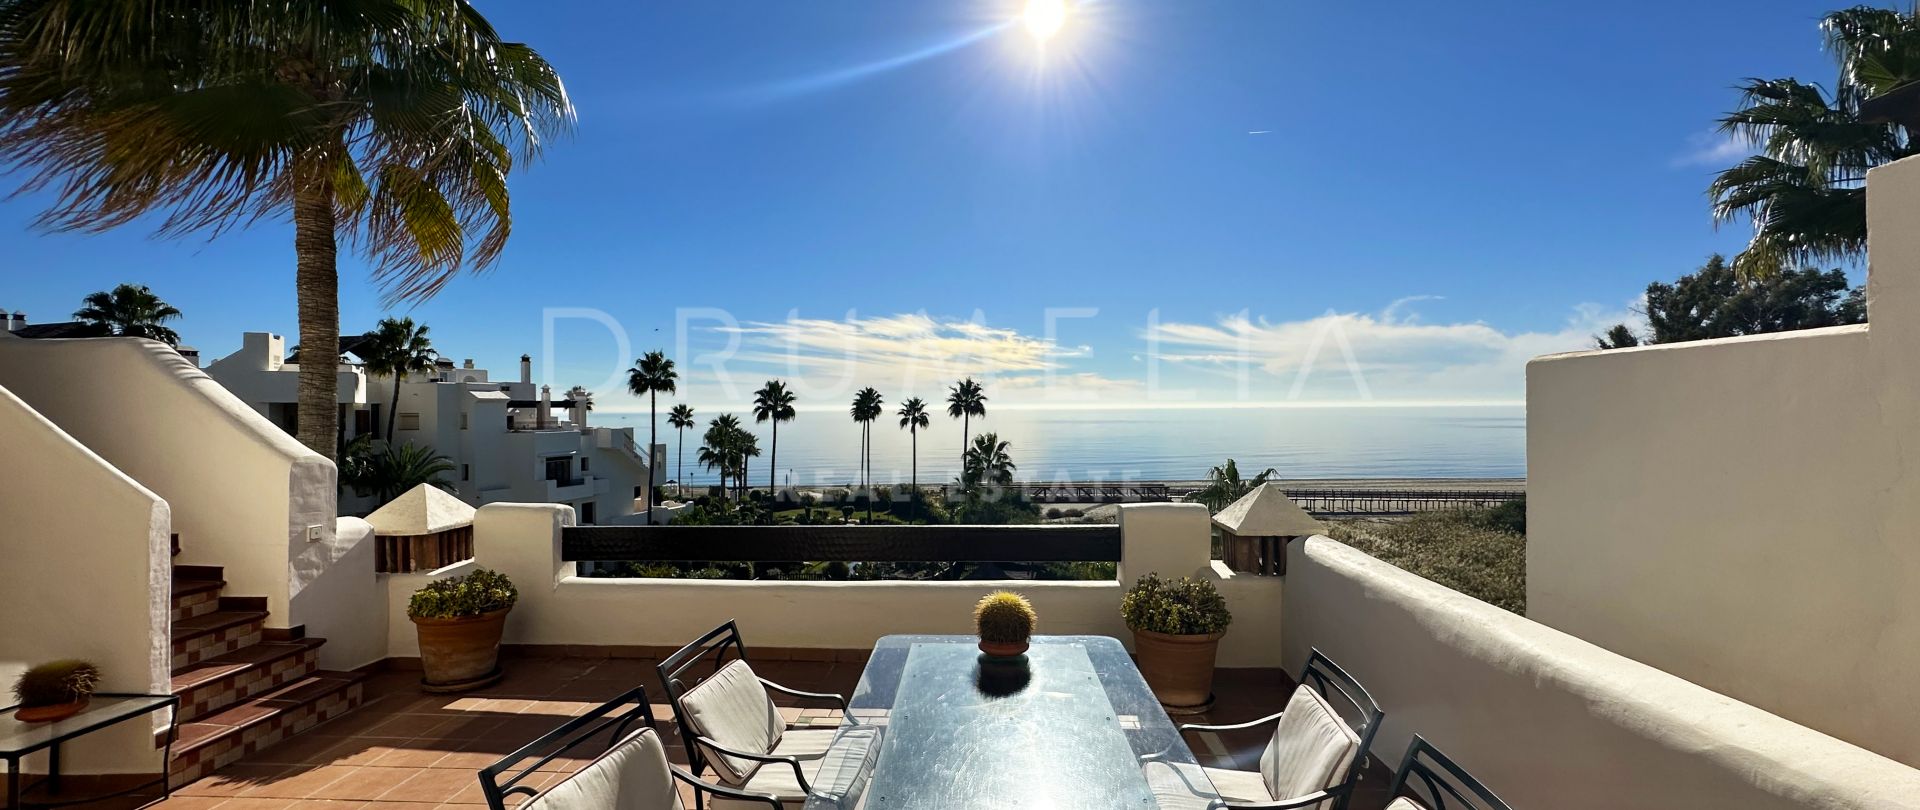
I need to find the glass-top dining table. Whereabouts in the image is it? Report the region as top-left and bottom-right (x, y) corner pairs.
(807, 635), (1224, 809)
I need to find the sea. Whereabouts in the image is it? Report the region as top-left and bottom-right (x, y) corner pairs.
(598, 405), (1526, 488)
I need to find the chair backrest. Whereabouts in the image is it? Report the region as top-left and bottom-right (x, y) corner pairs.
(516, 727), (684, 810)
(479, 686), (658, 810)
(1283, 648), (1386, 810)
(1387, 735), (1514, 810)
(656, 621), (761, 777)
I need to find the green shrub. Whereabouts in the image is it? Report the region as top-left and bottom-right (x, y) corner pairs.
(1045, 507), (1063, 519)
(1327, 509), (1526, 614)
(1476, 497), (1526, 535)
(1061, 508), (1084, 518)
(408, 568), (518, 619)
(974, 591), (1037, 643)
(1121, 574), (1231, 635)
(12, 660), (100, 707)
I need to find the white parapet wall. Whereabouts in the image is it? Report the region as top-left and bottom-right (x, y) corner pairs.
(1526, 153), (1920, 767)
(1284, 536), (1920, 809)
(0, 338), (337, 623)
(0, 384), (170, 775)
(382, 502), (1286, 668)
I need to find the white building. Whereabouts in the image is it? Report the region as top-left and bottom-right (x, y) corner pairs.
(204, 331), (660, 523)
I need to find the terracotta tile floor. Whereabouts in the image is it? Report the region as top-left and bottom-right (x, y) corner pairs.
(54, 654), (1393, 810)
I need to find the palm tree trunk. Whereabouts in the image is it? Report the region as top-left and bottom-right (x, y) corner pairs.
(676, 427), (684, 500)
(648, 391), (657, 525)
(293, 162), (340, 462)
(386, 372), (404, 441)
(770, 421), (778, 495)
(961, 414), (970, 476)
(910, 428), (918, 523)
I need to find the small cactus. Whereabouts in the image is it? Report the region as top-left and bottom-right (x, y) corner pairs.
(13, 660), (101, 707)
(974, 591), (1037, 645)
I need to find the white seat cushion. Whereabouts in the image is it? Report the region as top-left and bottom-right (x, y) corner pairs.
(1259, 685), (1363, 808)
(1385, 798), (1428, 810)
(723, 726), (878, 809)
(519, 727), (683, 810)
(1201, 766), (1273, 803)
(1140, 760), (1228, 810)
(680, 659), (784, 785)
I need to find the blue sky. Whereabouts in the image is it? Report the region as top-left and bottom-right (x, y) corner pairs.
(0, 0), (1850, 411)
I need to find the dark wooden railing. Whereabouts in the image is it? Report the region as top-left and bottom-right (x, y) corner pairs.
(1282, 488), (1524, 516)
(562, 524), (1121, 563)
(375, 526), (475, 573)
(1221, 535), (1288, 576)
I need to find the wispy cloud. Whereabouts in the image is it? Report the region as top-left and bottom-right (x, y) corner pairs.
(1144, 300), (1638, 402)
(1247, 129), (1272, 135)
(1672, 131), (1751, 168)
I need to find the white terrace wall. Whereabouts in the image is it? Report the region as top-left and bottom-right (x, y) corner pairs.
(383, 503), (1287, 668)
(1284, 537), (1920, 810)
(0, 338), (336, 622)
(0, 384), (170, 775)
(1526, 154), (1920, 766)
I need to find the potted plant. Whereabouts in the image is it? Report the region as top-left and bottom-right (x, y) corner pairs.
(974, 591), (1036, 658)
(408, 568), (517, 693)
(1122, 573), (1231, 714)
(12, 660), (101, 722)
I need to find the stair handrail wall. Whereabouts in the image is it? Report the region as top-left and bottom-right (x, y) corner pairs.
(0, 383), (171, 774)
(0, 337), (336, 620)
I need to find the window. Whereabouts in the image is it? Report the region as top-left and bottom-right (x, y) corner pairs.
(459, 412), (469, 430)
(579, 457), (590, 473)
(398, 412), (421, 431)
(578, 502), (597, 524)
(461, 464), (471, 481)
(545, 457), (571, 482)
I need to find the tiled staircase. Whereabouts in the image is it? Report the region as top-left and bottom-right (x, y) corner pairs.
(166, 564), (368, 784)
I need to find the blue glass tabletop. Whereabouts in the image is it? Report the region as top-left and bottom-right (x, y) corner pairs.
(839, 635), (1219, 810)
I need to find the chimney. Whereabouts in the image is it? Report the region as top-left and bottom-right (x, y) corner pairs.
(574, 396), (589, 429)
(537, 384), (552, 429)
(520, 354), (532, 384)
(462, 358), (475, 370)
(9, 311), (24, 332)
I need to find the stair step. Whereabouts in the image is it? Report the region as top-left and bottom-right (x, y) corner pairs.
(173, 564), (224, 581)
(166, 669), (367, 785)
(171, 638), (326, 722)
(170, 579), (226, 621)
(171, 610), (268, 670)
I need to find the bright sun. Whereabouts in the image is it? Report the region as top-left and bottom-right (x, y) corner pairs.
(1023, 0), (1067, 42)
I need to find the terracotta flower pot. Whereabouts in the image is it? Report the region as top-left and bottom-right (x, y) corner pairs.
(978, 639), (1029, 658)
(1132, 628), (1226, 714)
(412, 607), (511, 693)
(14, 697), (88, 723)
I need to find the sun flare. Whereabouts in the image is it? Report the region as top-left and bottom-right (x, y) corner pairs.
(1023, 0), (1067, 42)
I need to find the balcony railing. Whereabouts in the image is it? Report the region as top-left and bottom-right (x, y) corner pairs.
(561, 524), (1121, 563)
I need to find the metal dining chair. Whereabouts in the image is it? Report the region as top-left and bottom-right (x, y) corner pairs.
(657, 621), (866, 808)
(478, 685), (779, 810)
(1384, 734), (1514, 810)
(1175, 648), (1385, 810)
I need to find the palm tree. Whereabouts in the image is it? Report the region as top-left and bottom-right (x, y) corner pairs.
(360, 317), (435, 442)
(897, 398), (929, 522)
(0, 1), (573, 461)
(668, 404), (696, 498)
(849, 388), (880, 487)
(946, 378), (988, 475)
(627, 352), (677, 523)
(960, 432), (1016, 498)
(341, 441), (456, 506)
(752, 380), (798, 495)
(733, 431), (761, 502)
(698, 415), (741, 499)
(851, 387), (883, 519)
(1710, 6), (1920, 278)
(72, 284), (183, 345)
(1192, 459), (1279, 513)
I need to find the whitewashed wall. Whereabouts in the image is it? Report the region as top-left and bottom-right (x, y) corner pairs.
(0, 385), (170, 774)
(383, 503), (1286, 668)
(1527, 154), (1920, 766)
(1285, 537), (1920, 809)
(0, 338), (336, 621)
